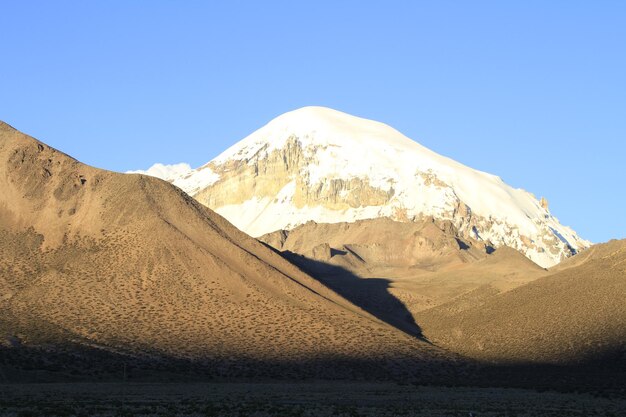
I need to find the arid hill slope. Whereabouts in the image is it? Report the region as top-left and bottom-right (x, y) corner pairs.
(261, 217), (492, 274)
(417, 239), (626, 364)
(0, 121), (452, 378)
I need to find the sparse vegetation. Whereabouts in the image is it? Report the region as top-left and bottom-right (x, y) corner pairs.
(1, 382), (624, 417)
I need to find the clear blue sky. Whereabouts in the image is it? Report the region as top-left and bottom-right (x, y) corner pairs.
(1, 1), (624, 243)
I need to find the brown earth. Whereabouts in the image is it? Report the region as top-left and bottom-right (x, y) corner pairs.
(417, 238), (626, 364)
(0, 121), (456, 379)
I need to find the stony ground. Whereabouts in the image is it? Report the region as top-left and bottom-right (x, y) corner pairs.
(1, 382), (624, 417)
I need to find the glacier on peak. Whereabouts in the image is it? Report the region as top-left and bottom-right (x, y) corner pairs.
(131, 106), (590, 268)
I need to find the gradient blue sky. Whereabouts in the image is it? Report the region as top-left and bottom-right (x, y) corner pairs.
(1, 1), (624, 242)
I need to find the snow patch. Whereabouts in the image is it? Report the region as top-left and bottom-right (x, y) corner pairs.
(127, 163), (192, 181)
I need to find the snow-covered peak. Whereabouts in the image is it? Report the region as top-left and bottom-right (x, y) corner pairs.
(128, 162), (192, 181)
(128, 162), (218, 195)
(134, 106), (591, 267)
(213, 107), (551, 233)
(213, 106), (433, 163)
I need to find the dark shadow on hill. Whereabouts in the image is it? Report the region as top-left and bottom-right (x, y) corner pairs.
(1, 344), (625, 395)
(0, 342), (455, 384)
(276, 250), (425, 340)
(1, 312), (625, 393)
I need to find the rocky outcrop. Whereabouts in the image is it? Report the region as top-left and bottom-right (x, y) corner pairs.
(193, 137), (395, 211)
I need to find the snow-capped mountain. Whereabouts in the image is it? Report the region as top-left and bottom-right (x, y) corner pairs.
(132, 106), (590, 268)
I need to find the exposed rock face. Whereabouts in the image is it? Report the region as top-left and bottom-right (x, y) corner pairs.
(134, 107), (590, 268)
(193, 137), (395, 212)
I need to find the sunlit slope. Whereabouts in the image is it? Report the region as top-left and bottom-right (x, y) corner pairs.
(0, 121), (452, 375)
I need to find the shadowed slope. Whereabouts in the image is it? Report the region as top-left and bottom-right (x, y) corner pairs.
(0, 121), (453, 378)
(418, 239), (626, 364)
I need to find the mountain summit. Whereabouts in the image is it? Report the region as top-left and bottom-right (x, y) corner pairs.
(135, 106), (589, 267)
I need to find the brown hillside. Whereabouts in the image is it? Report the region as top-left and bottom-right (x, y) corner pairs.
(261, 217), (493, 272)
(0, 121), (453, 378)
(417, 239), (626, 364)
